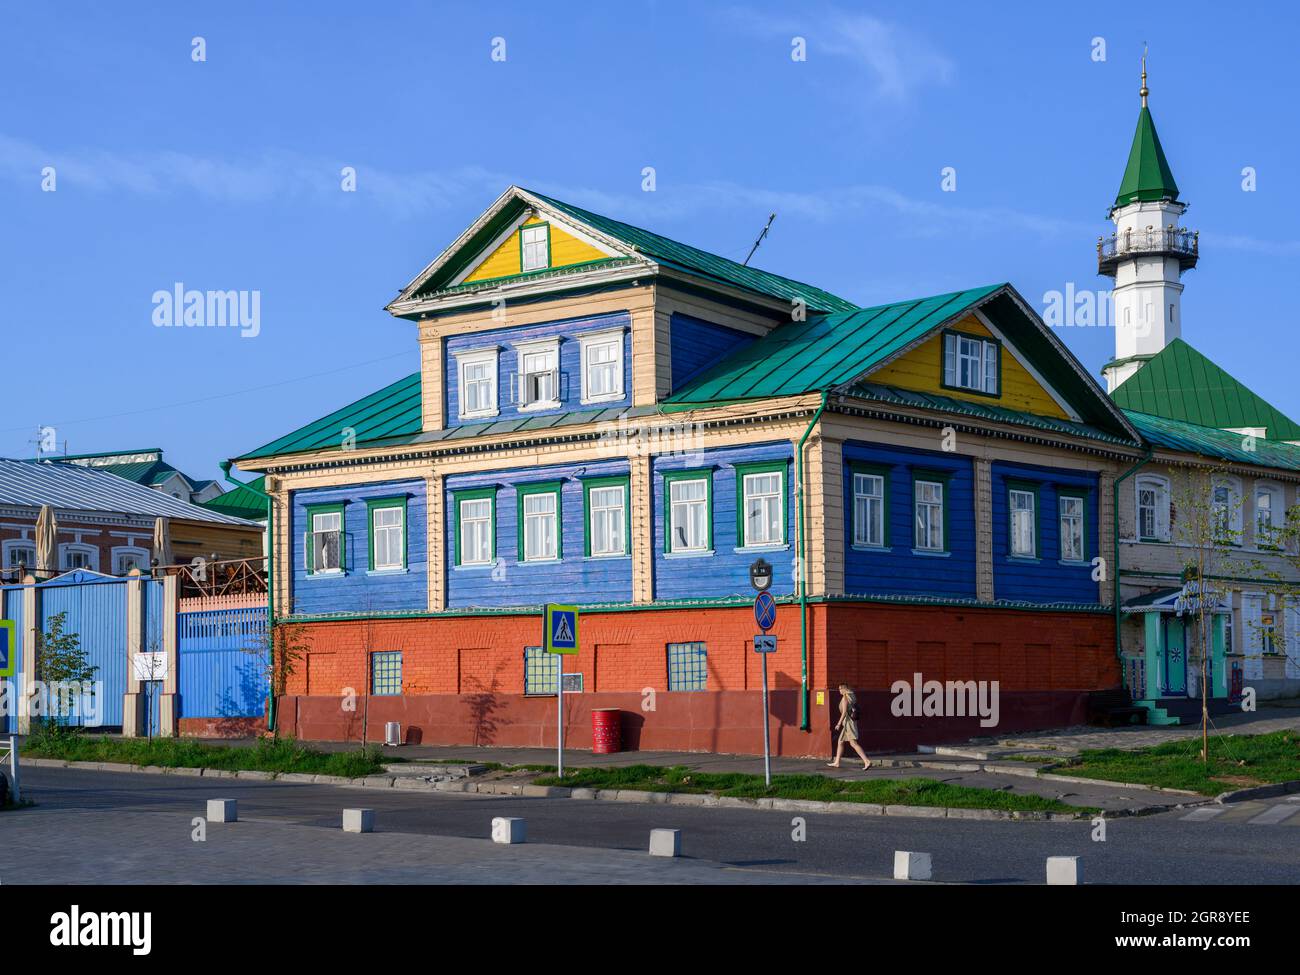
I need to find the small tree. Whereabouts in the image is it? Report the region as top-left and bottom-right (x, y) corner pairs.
(34, 611), (96, 730)
(245, 621), (310, 738)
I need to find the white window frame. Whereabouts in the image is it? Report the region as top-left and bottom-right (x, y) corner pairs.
(1009, 488), (1037, 558)
(1135, 474), (1171, 542)
(668, 477), (709, 554)
(588, 483), (627, 558)
(852, 472), (885, 548)
(3, 538), (37, 572)
(514, 338), (561, 411)
(454, 348), (500, 420)
(458, 498), (493, 567)
(1254, 481), (1284, 549)
(371, 505), (405, 571)
(943, 332), (999, 395)
(521, 489), (559, 563)
(578, 328), (625, 405)
(1059, 495), (1086, 562)
(520, 223), (550, 272)
(741, 470), (785, 548)
(914, 479), (945, 552)
(1212, 475), (1244, 544)
(309, 510), (344, 575)
(111, 545), (150, 575)
(59, 542), (99, 572)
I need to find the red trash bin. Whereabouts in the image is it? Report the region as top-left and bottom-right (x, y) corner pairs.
(591, 708), (622, 754)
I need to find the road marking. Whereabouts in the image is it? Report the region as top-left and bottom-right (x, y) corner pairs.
(1247, 804), (1300, 826)
(1181, 806), (1226, 822)
(1216, 803), (1267, 823)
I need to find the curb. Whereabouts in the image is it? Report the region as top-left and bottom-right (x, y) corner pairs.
(20, 757), (1121, 822)
(1215, 779), (1300, 804)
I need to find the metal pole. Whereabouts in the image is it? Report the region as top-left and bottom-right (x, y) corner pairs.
(760, 653), (771, 786)
(557, 676), (564, 778)
(9, 734), (18, 804)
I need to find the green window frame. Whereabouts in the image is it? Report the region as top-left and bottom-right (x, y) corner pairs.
(1006, 479), (1041, 560)
(910, 469), (951, 554)
(452, 487), (496, 567)
(1058, 490), (1088, 563)
(849, 461), (891, 549)
(366, 497), (408, 571)
(662, 468), (713, 555)
(582, 475), (631, 558)
(517, 480), (563, 562)
(304, 502), (346, 575)
(940, 328), (1002, 398)
(518, 221), (552, 273)
(735, 461), (787, 548)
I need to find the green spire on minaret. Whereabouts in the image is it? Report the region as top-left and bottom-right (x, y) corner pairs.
(1113, 53), (1180, 209)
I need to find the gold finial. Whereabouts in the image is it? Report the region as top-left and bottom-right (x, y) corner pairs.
(1140, 44), (1149, 107)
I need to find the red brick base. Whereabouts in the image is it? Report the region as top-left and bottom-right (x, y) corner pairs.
(272, 602), (1118, 756)
(178, 716), (267, 739)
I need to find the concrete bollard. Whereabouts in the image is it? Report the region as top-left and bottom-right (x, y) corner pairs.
(649, 828), (681, 858)
(1046, 856), (1082, 885)
(206, 799), (237, 823)
(491, 817), (526, 844)
(893, 851), (931, 881)
(342, 808), (374, 833)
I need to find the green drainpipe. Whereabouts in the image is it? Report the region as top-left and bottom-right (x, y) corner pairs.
(1113, 450), (1153, 666)
(795, 390), (830, 732)
(220, 461), (276, 734)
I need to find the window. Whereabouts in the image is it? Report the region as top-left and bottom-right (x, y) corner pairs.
(519, 483), (561, 562)
(3, 540), (36, 571)
(942, 331), (999, 395)
(59, 543), (99, 572)
(1212, 478), (1243, 544)
(456, 349), (499, 419)
(667, 642), (708, 691)
(306, 505), (344, 574)
(1255, 483), (1283, 548)
(520, 223), (550, 272)
(914, 478), (945, 552)
(665, 472), (710, 554)
(584, 478), (628, 558)
(1008, 486), (1037, 558)
(852, 470), (886, 548)
(370, 651), (402, 695)
(455, 490), (495, 566)
(524, 645), (559, 695)
(368, 499), (406, 571)
(517, 340), (559, 409)
(1136, 475), (1170, 542)
(1060, 494), (1086, 562)
(112, 546), (150, 575)
(579, 329), (624, 404)
(1261, 610), (1278, 654)
(739, 464), (785, 547)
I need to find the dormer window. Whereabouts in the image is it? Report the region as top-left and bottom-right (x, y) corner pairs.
(942, 331), (999, 396)
(520, 223), (550, 272)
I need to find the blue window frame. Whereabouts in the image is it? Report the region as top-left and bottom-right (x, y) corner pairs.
(524, 645), (559, 695)
(370, 651), (402, 696)
(667, 642), (708, 691)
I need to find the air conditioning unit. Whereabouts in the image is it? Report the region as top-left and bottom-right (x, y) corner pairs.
(384, 721), (402, 747)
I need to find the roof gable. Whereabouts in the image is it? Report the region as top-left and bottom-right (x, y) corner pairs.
(1111, 339), (1300, 441)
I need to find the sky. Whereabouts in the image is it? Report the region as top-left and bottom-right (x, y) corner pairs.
(2, 1), (1297, 484)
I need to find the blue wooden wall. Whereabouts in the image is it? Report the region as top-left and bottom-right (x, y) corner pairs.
(990, 461), (1099, 604)
(444, 459), (633, 609)
(841, 442), (977, 600)
(652, 441), (795, 600)
(443, 311), (632, 426)
(290, 478), (427, 616)
(669, 313), (756, 392)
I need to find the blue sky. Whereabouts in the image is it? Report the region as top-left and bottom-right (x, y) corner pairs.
(2, 1), (1297, 482)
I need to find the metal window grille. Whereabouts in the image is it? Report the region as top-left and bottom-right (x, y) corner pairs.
(524, 645), (558, 695)
(370, 651), (402, 696)
(667, 642), (707, 692)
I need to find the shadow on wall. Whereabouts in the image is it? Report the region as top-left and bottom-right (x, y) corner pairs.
(463, 660), (511, 746)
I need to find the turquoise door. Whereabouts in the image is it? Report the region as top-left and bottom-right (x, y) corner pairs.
(1163, 617), (1187, 696)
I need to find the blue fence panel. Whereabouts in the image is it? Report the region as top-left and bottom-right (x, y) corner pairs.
(177, 607), (268, 719)
(38, 573), (126, 728)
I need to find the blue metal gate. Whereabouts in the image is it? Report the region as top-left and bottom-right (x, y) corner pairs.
(177, 605), (268, 720)
(37, 571), (128, 728)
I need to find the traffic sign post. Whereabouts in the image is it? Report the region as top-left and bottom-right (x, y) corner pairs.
(544, 604), (580, 777)
(750, 561), (778, 786)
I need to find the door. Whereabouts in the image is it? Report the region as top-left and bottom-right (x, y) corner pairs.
(1163, 616), (1187, 696)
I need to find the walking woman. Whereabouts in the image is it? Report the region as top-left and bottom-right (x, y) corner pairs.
(827, 683), (872, 770)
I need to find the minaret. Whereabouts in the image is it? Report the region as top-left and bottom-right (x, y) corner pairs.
(1099, 54), (1198, 392)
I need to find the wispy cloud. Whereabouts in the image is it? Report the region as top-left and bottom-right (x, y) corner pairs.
(720, 5), (954, 101)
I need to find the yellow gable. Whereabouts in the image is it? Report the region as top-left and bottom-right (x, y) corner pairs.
(868, 315), (1072, 420)
(463, 214), (609, 283)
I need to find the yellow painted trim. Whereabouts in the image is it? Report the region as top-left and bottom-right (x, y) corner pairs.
(464, 219), (608, 283)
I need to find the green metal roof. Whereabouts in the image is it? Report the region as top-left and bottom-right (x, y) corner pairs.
(1124, 410), (1300, 470)
(1114, 106), (1180, 208)
(1111, 339), (1300, 441)
(665, 284), (1005, 404)
(199, 476), (268, 520)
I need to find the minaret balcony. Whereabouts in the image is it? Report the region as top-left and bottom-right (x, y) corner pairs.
(1097, 227), (1198, 276)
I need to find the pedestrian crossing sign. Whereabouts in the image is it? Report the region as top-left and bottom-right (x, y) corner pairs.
(544, 604), (579, 655)
(0, 619), (13, 677)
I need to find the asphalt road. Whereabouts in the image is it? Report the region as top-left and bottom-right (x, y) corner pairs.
(6, 766), (1300, 884)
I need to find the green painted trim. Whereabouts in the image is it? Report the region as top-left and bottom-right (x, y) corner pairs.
(518, 221), (552, 274)
(1005, 478), (1041, 559)
(847, 461), (891, 548)
(516, 479), (564, 562)
(365, 496), (408, 571)
(939, 328), (1002, 399)
(581, 475), (631, 558)
(797, 390), (829, 732)
(662, 468), (713, 554)
(452, 487), (497, 567)
(303, 502), (346, 575)
(1057, 488), (1088, 563)
(910, 468), (952, 553)
(733, 460), (788, 547)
